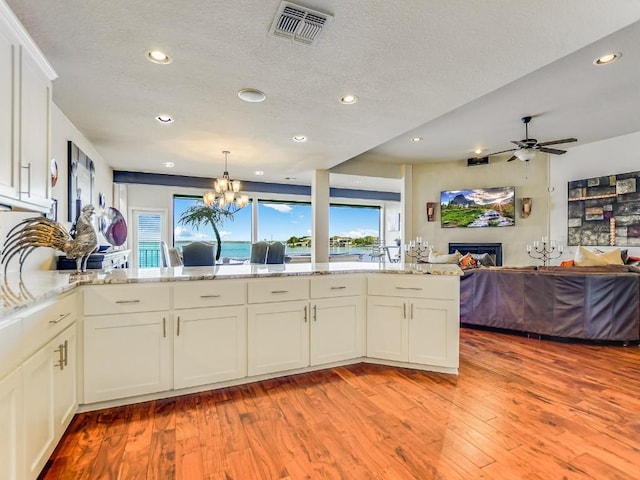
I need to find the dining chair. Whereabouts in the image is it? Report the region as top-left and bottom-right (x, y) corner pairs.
(250, 241), (269, 263)
(182, 241), (215, 266)
(266, 241), (286, 264)
(370, 243), (384, 263)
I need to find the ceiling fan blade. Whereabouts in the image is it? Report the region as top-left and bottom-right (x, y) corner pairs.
(506, 155), (518, 162)
(537, 138), (578, 146)
(511, 140), (528, 147)
(538, 147), (567, 155)
(489, 148), (516, 156)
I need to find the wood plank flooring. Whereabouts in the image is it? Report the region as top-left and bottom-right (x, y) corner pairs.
(42, 328), (640, 479)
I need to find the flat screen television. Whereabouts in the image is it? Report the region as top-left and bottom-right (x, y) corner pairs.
(440, 186), (515, 228)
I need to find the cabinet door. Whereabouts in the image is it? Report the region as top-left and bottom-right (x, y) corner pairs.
(247, 300), (309, 376)
(53, 325), (77, 436)
(84, 312), (172, 403)
(174, 306), (246, 389)
(409, 299), (459, 368)
(0, 24), (18, 198)
(366, 296), (408, 362)
(310, 296), (363, 366)
(22, 341), (56, 480)
(0, 368), (23, 480)
(19, 48), (51, 205)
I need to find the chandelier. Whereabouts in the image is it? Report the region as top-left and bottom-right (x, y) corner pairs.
(203, 150), (249, 212)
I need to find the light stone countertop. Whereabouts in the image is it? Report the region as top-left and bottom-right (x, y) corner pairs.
(0, 262), (462, 316)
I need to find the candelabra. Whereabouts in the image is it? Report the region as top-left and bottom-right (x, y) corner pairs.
(526, 236), (563, 266)
(404, 236), (430, 263)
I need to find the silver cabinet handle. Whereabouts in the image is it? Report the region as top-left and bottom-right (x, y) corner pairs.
(330, 286), (346, 290)
(162, 317), (166, 338)
(313, 304), (317, 322)
(303, 305), (307, 322)
(395, 286), (423, 291)
(200, 294), (221, 298)
(403, 302), (407, 319)
(21, 163), (31, 196)
(271, 290), (288, 294)
(176, 316), (181, 336)
(115, 299), (141, 304)
(49, 312), (71, 324)
(63, 339), (68, 367)
(54, 344), (64, 370)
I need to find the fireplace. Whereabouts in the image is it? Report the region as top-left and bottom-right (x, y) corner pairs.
(448, 242), (503, 266)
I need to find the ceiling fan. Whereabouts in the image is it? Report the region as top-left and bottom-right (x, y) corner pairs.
(490, 116), (577, 162)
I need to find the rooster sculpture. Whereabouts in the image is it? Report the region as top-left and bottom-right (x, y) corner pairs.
(2, 205), (98, 274)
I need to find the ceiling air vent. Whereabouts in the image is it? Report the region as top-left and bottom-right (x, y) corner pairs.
(270, 1), (333, 45)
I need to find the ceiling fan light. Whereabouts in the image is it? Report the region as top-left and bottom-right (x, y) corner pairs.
(515, 148), (537, 162)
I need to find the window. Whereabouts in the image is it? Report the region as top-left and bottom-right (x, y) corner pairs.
(132, 209), (165, 268)
(330, 204), (381, 258)
(173, 195), (252, 261)
(258, 200), (312, 255)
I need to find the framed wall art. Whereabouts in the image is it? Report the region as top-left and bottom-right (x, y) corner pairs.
(67, 141), (95, 222)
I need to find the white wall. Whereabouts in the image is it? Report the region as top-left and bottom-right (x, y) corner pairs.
(412, 156), (549, 265)
(549, 130), (640, 260)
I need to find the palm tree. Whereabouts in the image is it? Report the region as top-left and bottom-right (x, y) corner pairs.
(177, 202), (235, 261)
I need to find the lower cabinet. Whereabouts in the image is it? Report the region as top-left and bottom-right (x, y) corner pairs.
(84, 313), (171, 403)
(367, 296), (408, 362)
(174, 306), (246, 389)
(0, 368), (23, 480)
(310, 296), (364, 366)
(23, 324), (76, 480)
(409, 299), (458, 367)
(248, 300), (309, 376)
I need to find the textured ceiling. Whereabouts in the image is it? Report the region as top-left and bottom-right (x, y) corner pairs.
(6, 0), (640, 191)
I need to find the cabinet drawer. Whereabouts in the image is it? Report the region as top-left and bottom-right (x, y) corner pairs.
(367, 274), (458, 300)
(248, 277), (309, 304)
(83, 284), (171, 315)
(0, 316), (23, 380)
(22, 292), (77, 357)
(173, 280), (246, 309)
(310, 275), (364, 298)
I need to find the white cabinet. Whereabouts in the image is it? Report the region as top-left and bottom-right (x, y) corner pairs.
(367, 275), (459, 369)
(19, 48), (51, 207)
(0, 2), (55, 210)
(309, 275), (364, 366)
(247, 300), (309, 376)
(174, 306), (246, 389)
(0, 368), (23, 480)
(53, 325), (76, 437)
(0, 19), (18, 199)
(84, 312), (172, 404)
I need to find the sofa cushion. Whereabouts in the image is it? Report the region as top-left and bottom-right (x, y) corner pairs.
(474, 252), (496, 266)
(459, 252), (478, 269)
(428, 250), (462, 264)
(574, 246), (624, 266)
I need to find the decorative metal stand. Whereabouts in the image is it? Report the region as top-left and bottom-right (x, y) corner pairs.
(404, 237), (430, 263)
(527, 237), (563, 266)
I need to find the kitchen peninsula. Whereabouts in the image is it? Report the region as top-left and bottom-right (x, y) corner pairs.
(1, 262), (460, 479)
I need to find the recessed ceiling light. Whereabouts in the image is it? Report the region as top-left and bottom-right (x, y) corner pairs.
(238, 88), (267, 103)
(593, 52), (621, 65)
(162, 161), (175, 168)
(155, 114), (174, 124)
(474, 148), (482, 155)
(411, 137), (423, 142)
(147, 50), (172, 65)
(253, 170), (264, 176)
(340, 95), (358, 105)
(292, 135), (307, 142)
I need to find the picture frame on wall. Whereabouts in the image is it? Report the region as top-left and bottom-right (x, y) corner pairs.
(67, 141), (95, 222)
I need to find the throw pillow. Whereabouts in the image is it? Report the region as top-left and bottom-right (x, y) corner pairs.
(473, 252), (496, 266)
(459, 252), (478, 268)
(574, 246), (624, 266)
(428, 250), (462, 264)
(559, 260), (575, 267)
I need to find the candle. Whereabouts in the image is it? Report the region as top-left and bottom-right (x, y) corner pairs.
(542, 236), (547, 244)
(526, 244), (532, 253)
(559, 243), (564, 254)
(534, 240), (539, 248)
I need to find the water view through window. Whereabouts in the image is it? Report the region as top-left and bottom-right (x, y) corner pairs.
(172, 196), (381, 263)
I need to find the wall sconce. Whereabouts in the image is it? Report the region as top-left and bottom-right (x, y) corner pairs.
(426, 202), (436, 222)
(521, 198), (532, 218)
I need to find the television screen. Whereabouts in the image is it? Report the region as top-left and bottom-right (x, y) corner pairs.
(440, 186), (515, 228)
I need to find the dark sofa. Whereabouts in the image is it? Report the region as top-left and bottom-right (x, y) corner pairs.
(459, 265), (640, 342)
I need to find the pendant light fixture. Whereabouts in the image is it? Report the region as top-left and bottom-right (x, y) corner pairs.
(203, 151), (249, 212)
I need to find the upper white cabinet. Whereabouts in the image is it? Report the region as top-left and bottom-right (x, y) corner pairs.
(0, 0), (56, 211)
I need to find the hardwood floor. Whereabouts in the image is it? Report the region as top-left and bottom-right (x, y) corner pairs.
(42, 328), (640, 479)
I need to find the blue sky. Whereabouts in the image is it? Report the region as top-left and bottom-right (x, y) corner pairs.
(173, 197), (380, 242)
